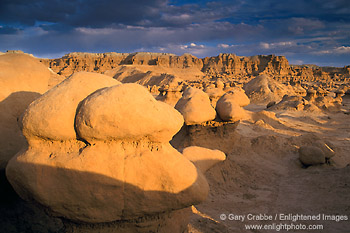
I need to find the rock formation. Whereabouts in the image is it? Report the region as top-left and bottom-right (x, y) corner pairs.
(175, 87), (216, 125)
(203, 86), (226, 108)
(0, 53), (63, 170)
(268, 93), (342, 112)
(182, 146), (226, 173)
(41, 52), (204, 79)
(202, 54), (290, 76)
(39, 52), (350, 93)
(216, 88), (250, 122)
(6, 73), (225, 232)
(299, 146), (326, 166)
(243, 74), (296, 103)
(156, 83), (184, 107)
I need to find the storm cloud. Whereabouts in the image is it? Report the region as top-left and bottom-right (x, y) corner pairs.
(0, 0), (349, 66)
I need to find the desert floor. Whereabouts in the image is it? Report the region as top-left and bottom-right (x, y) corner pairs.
(188, 96), (350, 233)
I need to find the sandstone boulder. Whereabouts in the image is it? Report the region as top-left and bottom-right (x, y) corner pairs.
(6, 77), (220, 225)
(76, 83), (183, 143)
(182, 146), (226, 173)
(175, 87), (216, 125)
(0, 53), (51, 169)
(21, 72), (121, 141)
(299, 146), (326, 166)
(223, 88), (250, 107)
(297, 134), (336, 159)
(216, 91), (248, 122)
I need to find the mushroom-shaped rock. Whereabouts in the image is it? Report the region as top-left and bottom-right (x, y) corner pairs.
(6, 77), (213, 224)
(182, 146), (226, 173)
(224, 88), (250, 107)
(216, 92), (248, 122)
(21, 72), (121, 141)
(316, 142), (335, 159)
(76, 83), (183, 143)
(175, 87), (216, 125)
(299, 146), (326, 166)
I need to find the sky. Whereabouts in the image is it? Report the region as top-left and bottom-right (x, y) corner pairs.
(0, 0), (349, 67)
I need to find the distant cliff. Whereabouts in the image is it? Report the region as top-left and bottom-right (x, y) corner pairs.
(202, 54), (290, 76)
(39, 52), (350, 81)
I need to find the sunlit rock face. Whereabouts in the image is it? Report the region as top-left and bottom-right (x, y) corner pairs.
(202, 54), (290, 76)
(40, 52), (204, 78)
(243, 74), (296, 104)
(175, 87), (216, 125)
(0, 53), (55, 170)
(6, 72), (225, 224)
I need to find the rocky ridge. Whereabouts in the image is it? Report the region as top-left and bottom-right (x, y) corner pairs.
(40, 52), (350, 83)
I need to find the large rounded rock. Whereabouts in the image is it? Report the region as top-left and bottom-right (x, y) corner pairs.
(76, 83), (184, 143)
(6, 76), (220, 225)
(216, 92), (248, 122)
(0, 53), (51, 169)
(299, 146), (326, 166)
(175, 87), (216, 125)
(182, 146), (226, 173)
(21, 72), (121, 141)
(0, 53), (50, 100)
(243, 74), (296, 103)
(224, 88), (250, 107)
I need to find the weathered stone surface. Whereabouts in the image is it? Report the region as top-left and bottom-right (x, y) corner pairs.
(40, 52), (350, 83)
(0, 53), (52, 169)
(204, 87), (226, 108)
(243, 74), (296, 103)
(41, 52), (204, 78)
(0, 53), (50, 101)
(299, 146), (326, 166)
(175, 87), (216, 125)
(202, 54), (290, 76)
(222, 88), (250, 107)
(216, 91), (248, 122)
(76, 83), (183, 143)
(182, 146), (226, 173)
(6, 76), (221, 224)
(21, 72), (121, 141)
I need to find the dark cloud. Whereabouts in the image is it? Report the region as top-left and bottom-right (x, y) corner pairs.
(0, 26), (21, 34)
(0, 0), (79, 26)
(65, 0), (167, 28)
(0, 0), (349, 66)
(0, 0), (166, 27)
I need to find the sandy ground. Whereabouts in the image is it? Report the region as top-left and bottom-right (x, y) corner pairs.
(188, 96), (350, 233)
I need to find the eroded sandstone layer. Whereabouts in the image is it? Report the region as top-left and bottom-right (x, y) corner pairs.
(40, 52), (350, 83)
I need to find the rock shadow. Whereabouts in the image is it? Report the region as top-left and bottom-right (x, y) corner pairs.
(3, 159), (215, 232)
